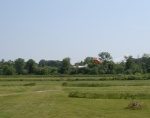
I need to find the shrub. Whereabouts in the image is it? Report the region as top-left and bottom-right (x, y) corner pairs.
(127, 101), (143, 109)
(23, 83), (36, 86)
(68, 91), (79, 98)
(62, 82), (68, 86)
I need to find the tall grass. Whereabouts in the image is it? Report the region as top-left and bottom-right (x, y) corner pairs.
(62, 82), (150, 87)
(0, 83), (36, 86)
(1, 74), (150, 81)
(68, 91), (150, 99)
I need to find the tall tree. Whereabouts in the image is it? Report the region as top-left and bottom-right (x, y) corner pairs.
(14, 58), (25, 74)
(125, 56), (136, 74)
(25, 59), (36, 74)
(115, 62), (125, 74)
(0, 59), (4, 75)
(98, 52), (112, 61)
(125, 56), (135, 70)
(3, 65), (15, 75)
(39, 59), (46, 67)
(2, 60), (15, 75)
(141, 53), (150, 73)
(59, 57), (71, 74)
(84, 57), (93, 64)
(39, 59), (62, 67)
(107, 61), (116, 74)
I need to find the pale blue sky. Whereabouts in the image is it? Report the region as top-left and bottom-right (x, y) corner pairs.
(0, 0), (150, 64)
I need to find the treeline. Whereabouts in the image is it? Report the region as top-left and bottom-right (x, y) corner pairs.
(0, 52), (150, 75)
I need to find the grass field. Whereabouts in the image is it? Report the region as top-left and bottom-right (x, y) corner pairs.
(0, 78), (150, 118)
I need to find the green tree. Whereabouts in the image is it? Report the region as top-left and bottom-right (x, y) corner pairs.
(2, 61), (16, 75)
(84, 57), (93, 64)
(41, 67), (50, 75)
(141, 62), (147, 73)
(107, 61), (116, 74)
(141, 54), (150, 73)
(125, 56), (136, 74)
(98, 52), (112, 61)
(59, 57), (71, 74)
(50, 67), (58, 74)
(3, 65), (15, 75)
(89, 67), (99, 74)
(14, 58), (25, 74)
(34, 67), (49, 75)
(97, 60), (108, 74)
(0, 59), (4, 75)
(125, 56), (135, 68)
(115, 62), (125, 74)
(25, 59), (36, 74)
(39, 59), (62, 67)
(39, 59), (47, 67)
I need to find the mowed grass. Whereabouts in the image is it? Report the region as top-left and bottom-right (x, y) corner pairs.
(0, 79), (150, 118)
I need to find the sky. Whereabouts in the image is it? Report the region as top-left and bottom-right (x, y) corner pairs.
(0, 0), (150, 64)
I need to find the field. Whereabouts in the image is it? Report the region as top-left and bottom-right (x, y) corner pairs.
(0, 77), (150, 118)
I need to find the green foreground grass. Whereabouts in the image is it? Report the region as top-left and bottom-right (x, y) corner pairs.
(0, 79), (150, 118)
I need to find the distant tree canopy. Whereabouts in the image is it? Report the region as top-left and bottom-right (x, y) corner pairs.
(98, 52), (112, 61)
(59, 57), (71, 74)
(14, 58), (25, 74)
(39, 59), (61, 67)
(0, 52), (150, 75)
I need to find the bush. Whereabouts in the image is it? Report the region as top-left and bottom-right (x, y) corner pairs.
(62, 82), (68, 86)
(23, 83), (36, 86)
(68, 91), (79, 98)
(127, 101), (143, 109)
